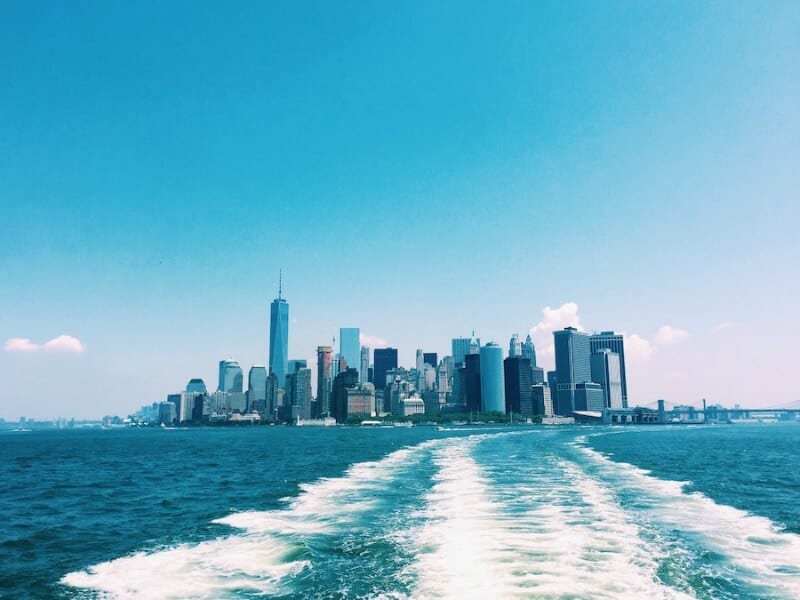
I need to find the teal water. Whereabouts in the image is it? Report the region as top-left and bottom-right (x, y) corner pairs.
(2, 424), (799, 598)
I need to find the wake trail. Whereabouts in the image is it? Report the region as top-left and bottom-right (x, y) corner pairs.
(61, 438), (442, 599)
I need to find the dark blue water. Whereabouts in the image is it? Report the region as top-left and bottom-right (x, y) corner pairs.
(2, 424), (799, 598)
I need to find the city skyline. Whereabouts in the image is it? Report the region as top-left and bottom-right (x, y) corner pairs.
(2, 3), (799, 418)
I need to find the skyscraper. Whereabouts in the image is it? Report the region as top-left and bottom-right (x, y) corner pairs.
(522, 334), (537, 367)
(464, 352), (482, 413)
(287, 359), (307, 375)
(451, 338), (471, 366)
(373, 348), (398, 390)
(247, 365), (267, 413)
(269, 275), (289, 390)
(340, 328), (360, 376)
(591, 349), (623, 409)
(547, 370), (558, 413)
(186, 378), (207, 394)
(360, 346), (370, 385)
(532, 383), (553, 417)
(480, 343), (505, 414)
(316, 346), (333, 417)
(553, 327), (591, 415)
(508, 334), (522, 358)
(504, 356), (533, 415)
(218, 360), (243, 393)
(590, 331), (628, 407)
(289, 367), (313, 419)
(452, 333), (480, 366)
(423, 352), (438, 369)
(331, 367), (359, 423)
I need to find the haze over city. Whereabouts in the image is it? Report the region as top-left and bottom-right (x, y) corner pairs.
(2, 3), (798, 419)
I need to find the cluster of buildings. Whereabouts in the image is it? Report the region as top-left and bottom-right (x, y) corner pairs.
(140, 282), (630, 425)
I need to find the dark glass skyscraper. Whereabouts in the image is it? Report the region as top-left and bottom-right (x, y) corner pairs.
(590, 331), (628, 408)
(504, 356), (533, 415)
(464, 352), (482, 413)
(553, 327), (591, 415)
(423, 352), (438, 369)
(269, 278), (289, 390)
(373, 348), (398, 390)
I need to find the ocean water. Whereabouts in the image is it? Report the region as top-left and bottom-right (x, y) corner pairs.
(2, 423), (799, 599)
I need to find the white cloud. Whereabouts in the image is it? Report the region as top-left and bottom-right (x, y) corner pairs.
(44, 335), (86, 353)
(529, 302), (584, 357)
(4, 334), (85, 354)
(624, 333), (654, 361)
(654, 325), (688, 345)
(359, 333), (387, 348)
(4, 337), (41, 352)
(713, 322), (733, 333)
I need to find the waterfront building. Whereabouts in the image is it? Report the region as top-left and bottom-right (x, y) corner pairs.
(167, 393), (181, 420)
(178, 391), (204, 422)
(574, 382), (605, 412)
(269, 278), (289, 389)
(591, 349), (624, 409)
(265, 372), (279, 419)
(331, 367), (359, 423)
(554, 327), (591, 415)
(522, 334), (537, 367)
(547, 370), (558, 412)
(339, 328), (360, 378)
(400, 394), (425, 417)
(218, 360), (243, 393)
(289, 367), (313, 420)
(373, 348), (398, 390)
(532, 383), (554, 417)
(480, 343), (506, 414)
(158, 401), (177, 425)
(509, 334), (522, 358)
(590, 331), (628, 407)
(247, 365), (267, 414)
(360, 346), (370, 385)
(316, 346), (333, 417)
(186, 378), (207, 394)
(346, 382), (376, 418)
(463, 353), (482, 413)
(504, 356), (533, 415)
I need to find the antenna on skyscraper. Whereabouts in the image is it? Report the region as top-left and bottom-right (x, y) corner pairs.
(278, 268), (283, 300)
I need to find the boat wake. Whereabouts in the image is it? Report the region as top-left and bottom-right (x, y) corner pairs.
(63, 431), (800, 599)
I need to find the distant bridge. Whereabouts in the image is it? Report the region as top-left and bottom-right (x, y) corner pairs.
(632, 399), (800, 423)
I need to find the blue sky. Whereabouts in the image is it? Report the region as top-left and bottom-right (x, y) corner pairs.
(2, 2), (798, 418)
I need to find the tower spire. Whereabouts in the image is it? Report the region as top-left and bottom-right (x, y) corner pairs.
(279, 269), (283, 300)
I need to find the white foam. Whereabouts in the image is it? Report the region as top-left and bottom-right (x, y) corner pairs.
(578, 440), (800, 598)
(62, 439), (441, 598)
(408, 434), (692, 599)
(61, 535), (306, 599)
